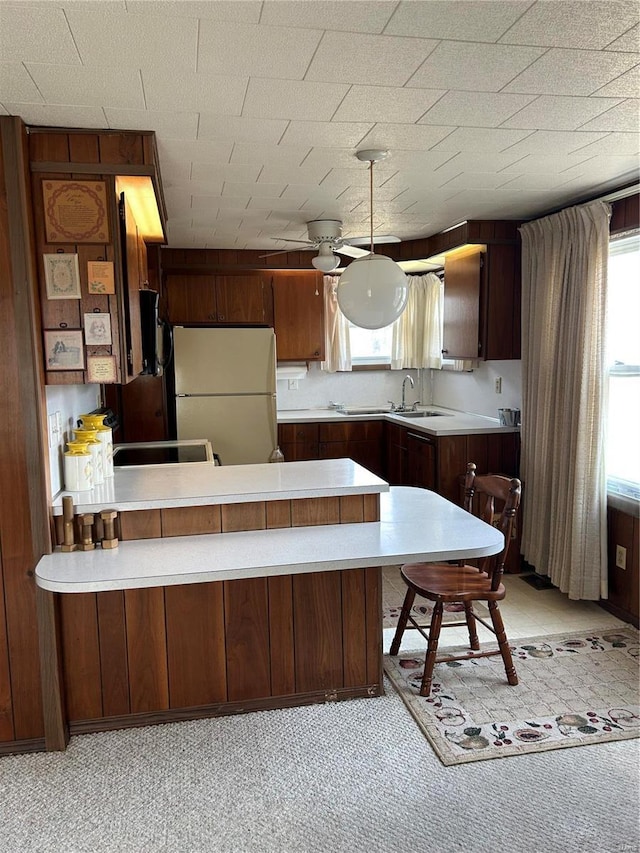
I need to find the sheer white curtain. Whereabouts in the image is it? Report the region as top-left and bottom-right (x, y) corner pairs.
(520, 200), (611, 600)
(321, 275), (351, 372)
(391, 272), (443, 369)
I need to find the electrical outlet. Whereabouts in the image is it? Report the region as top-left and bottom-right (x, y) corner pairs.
(288, 379), (298, 391)
(495, 377), (502, 394)
(615, 545), (627, 570)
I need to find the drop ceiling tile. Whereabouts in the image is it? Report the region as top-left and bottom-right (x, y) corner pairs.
(142, 70), (247, 115)
(336, 186), (415, 205)
(357, 123), (455, 151)
(230, 143), (311, 168)
(26, 63), (144, 110)
(0, 104), (9, 115)
(191, 163), (261, 184)
(605, 24), (640, 53)
(157, 139), (233, 166)
(386, 0), (534, 42)
(161, 188), (193, 217)
(571, 132), (640, 156)
(2, 102), (106, 127)
(104, 108), (198, 139)
(259, 167), (335, 191)
(174, 178), (225, 196)
(242, 78), (349, 122)
(593, 64), (640, 97)
(579, 100), (640, 132)
(0, 5), (80, 63)
(198, 20), (321, 79)
(191, 195), (249, 213)
(502, 48), (640, 96)
(305, 32), (438, 87)
(499, 1), (640, 50)
(280, 185), (343, 203)
(127, 0), (262, 22)
(498, 153), (598, 173)
(406, 42), (546, 92)
(261, 0), (397, 33)
(496, 129), (608, 156)
(198, 114), (288, 145)
(66, 8), (198, 71)
(431, 126), (532, 152)
(247, 197), (309, 212)
(301, 146), (398, 172)
(559, 154), (640, 179)
(332, 85), (445, 123)
(158, 161), (191, 188)
(498, 173), (585, 191)
(434, 150), (531, 172)
(280, 121), (373, 148)
(321, 167), (394, 188)
(223, 182), (287, 199)
(419, 91), (536, 127)
(501, 95), (625, 130)
(0, 63), (44, 104)
(436, 171), (519, 190)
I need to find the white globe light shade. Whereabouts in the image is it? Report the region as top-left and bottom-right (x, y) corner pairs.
(337, 253), (409, 329)
(311, 252), (340, 273)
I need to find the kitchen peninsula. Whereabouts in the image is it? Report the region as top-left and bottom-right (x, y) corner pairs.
(36, 459), (502, 751)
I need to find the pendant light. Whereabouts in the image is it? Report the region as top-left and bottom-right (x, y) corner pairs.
(337, 150), (408, 330)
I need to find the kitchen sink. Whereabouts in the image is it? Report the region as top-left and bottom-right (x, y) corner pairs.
(337, 407), (391, 415)
(395, 410), (449, 418)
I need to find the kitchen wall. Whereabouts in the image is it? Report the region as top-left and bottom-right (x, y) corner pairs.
(45, 384), (100, 495)
(276, 360), (521, 419)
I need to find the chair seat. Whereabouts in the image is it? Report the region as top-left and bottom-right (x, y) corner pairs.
(400, 561), (506, 603)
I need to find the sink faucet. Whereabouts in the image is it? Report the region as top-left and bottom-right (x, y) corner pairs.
(401, 374), (415, 411)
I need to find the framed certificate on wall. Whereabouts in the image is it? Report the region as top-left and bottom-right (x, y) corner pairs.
(43, 253), (81, 300)
(42, 180), (110, 243)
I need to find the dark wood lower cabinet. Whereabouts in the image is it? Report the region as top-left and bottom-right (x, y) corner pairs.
(58, 567), (382, 735)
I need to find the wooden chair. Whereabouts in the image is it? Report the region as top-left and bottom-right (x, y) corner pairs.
(389, 463), (522, 697)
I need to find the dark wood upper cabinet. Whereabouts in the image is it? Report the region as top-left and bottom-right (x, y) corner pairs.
(443, 242), (521, 361)
(163, 273), (267, 325)
(271, 271), (325, 361)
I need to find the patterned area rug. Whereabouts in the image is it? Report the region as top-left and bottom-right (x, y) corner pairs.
(382, 600), (489, 630)
(384, 627), (640, 766)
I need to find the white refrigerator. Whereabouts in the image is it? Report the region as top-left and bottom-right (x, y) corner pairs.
(173, 326), (278, 466)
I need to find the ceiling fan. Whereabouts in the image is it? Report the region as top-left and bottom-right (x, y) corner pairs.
(259, 218), (400, 273)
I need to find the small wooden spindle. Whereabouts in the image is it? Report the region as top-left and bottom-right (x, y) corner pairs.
(100, 509), (118, 549)
(79, 513), (95, 551)
(61, 496), (77, 552)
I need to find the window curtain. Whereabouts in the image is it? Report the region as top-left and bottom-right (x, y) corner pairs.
(520, 199), (611, 601)
(390, 272), (443, 369)
(321, 275), (351, 372)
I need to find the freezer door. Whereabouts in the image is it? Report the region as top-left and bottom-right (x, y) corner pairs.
(174, 326), (276, 395)
(176, 394), (277, 466)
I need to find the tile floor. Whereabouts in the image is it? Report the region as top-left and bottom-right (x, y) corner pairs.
(382, 565), (630, 653)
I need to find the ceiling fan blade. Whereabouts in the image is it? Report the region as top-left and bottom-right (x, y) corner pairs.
(272, 238), (316, 245)
(258, 246), (316, 259)
(346, 234), (401, 247)
(336, 245), (369, 259)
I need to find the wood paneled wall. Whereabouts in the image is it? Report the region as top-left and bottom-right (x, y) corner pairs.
(52, 494), (382, 733)
(0, 117), (51, 751)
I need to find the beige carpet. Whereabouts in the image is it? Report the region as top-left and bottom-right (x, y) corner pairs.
(384, 627), (640, 766)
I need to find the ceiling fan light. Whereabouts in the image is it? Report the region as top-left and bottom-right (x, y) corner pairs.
(337, 253), (409, 330)
(311, 252), (340, 273)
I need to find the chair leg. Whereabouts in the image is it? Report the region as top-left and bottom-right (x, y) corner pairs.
(488, 601), (518, 686)
(389, 588), (416, 656)
(420, 601), (444, 697)
(464, 603), (479, 650)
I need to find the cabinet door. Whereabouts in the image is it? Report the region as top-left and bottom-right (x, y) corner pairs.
(215, 274), (265, 324)
(272, 272), (324, 361)
(406, 431), (436, 490)
(165, 275), (217, 324)
(119, 193), (144, 379)
(442, 249), (483, 360)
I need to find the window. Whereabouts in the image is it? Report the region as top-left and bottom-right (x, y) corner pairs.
(606, 233), (640, 500)
(348, 322), (393, 366)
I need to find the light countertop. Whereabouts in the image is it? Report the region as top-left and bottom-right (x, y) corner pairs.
(51, 458), (388, 516)
(37, 487), (503, 593)
(277, 406), (520, 437)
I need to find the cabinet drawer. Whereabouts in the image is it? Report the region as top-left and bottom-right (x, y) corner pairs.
(319, 421), (383, 443)
(279, 423), (319, 444)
